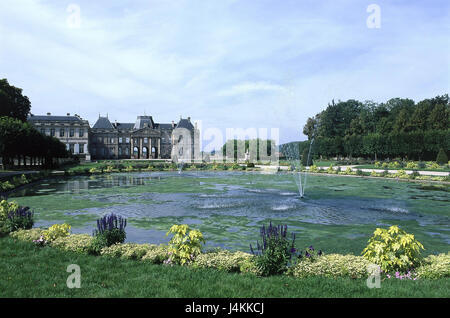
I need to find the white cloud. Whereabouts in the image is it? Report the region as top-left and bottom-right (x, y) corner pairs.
(0, 0), (448, 144)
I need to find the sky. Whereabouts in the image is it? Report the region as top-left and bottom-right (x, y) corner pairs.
(0, 0), (449, 147)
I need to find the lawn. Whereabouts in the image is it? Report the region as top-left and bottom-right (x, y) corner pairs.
(0, 237), (448, 298)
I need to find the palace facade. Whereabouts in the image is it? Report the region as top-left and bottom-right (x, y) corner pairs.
(28, 113), (200, 162)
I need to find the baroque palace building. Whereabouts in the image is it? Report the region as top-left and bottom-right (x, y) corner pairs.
(28, 113), (200, 162)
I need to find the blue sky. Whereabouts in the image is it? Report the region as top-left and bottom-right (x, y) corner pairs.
(0, 0), (449, 145)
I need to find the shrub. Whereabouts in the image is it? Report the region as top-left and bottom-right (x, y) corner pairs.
(356, 169), (363, 176)
(100, 243), (155, 260)
(415, 253), (450, 279)
(362, 225), (424, 272)
(89, 167), (100, 174)
(193, 250), (253, 272)
(436, 148), (448, 165)
(409, 171), (420, 179)
(5, 206), (34, 232)
(51, 234), (94, 254)
(326, 165), (335, 174)
(90, 213), (127, 254)
(105, 166), (114, 173)
(33, 235), (48, 247)
(406, 162), (419, 170)
(394, 169), (409, 179)
(166, 224), (205, 265)
(309, 165), (319, 173)
(239, 258), (263, 276)
(0, 181), (15, 192)
(10, 228), (45, 242)
(43, 223), (71, 242)
(289, 254), (372, 278)
(427, 162), (441, 170)
(344, 167), (353, 175)
(250, 222), (296, 276)
(142, 245), (170, 264)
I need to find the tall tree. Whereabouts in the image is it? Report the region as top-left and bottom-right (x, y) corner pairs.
(0, 79), (31, 122)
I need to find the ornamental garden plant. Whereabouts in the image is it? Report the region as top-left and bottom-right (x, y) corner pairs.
(2, 196), (449, 286)
(90, 213), (127, 254)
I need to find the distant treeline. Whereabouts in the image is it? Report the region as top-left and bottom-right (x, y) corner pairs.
(0, 116), (69, 169)
(292, 95), (449, 161)
(0, 79), (70, 169)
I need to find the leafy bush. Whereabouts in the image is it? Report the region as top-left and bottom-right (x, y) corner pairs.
(355, 169), (363, 176)
(10, 228), (45, 242)
(415, 253), (450, 279)
(409, 170), (420, 179)
(0, 181), (15, 192)
(89, 167), (100, 174)
(326, 165), (335, 174)
(1, 200), (24, 234)
(362, 225), (424, 272)
(289, 254), (371, 278)
(33, 235), (48, 247)
(90, 213), (127, 254)
(100, 243), (155, 260)
(427, 162), (441, 170)
(193, 250), (253, 272)
(43, 223), (71, 242)
(406, 161), (419, 170)
(239, 258), (263, 276)
(250, 222), (296, 276)
(166, 224), (205, 265)
(105, 166), (114, 173)
(51, 234), (94, 254)
(436, 148), (448, 165)
(5, 206), (34, 232)
(141, 245), (170, 264)
(309, 165), (319, 173)
(393, 169), (409, 179)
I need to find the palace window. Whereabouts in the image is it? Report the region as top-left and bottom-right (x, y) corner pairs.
(50, 128), (55, 137)
(69, 144), (75, 154)
(79, 144), (84, 154)
(40, 128), (45, 135)
(70, 129), (74, 137)
(126, 138), (130, 143)
(79, 129), (84, 137)
(144, 138), (148, 144)
(59, 128), (65, 137)
(119, 137), (123, 143)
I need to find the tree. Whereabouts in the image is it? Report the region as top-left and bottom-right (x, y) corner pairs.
(0, 79), (31, 122)
(436, 148), (448, 165)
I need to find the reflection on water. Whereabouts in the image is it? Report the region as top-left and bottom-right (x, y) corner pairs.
(8, 171), (450, 249)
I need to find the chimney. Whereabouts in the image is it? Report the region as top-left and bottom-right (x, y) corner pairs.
(67, 113), (70, 116)
(171, 120), (175, 128)
(47, 112), (51, 116)
(188, 117), (191, 122)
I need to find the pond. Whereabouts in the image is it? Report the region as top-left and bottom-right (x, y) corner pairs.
(9, 171), (450, 255)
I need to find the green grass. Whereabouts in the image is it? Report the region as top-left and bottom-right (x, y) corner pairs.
(0, 237), (448, 298)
